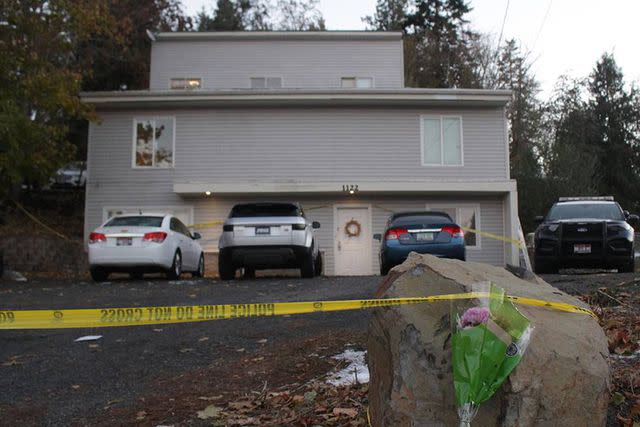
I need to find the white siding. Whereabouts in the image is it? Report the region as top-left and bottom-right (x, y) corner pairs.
(149, 39), (404, 90)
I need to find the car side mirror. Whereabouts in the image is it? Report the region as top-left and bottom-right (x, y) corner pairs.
(534, 215), (544, 224)
(628, 214), (639, 223)
(192, 232), (202, 240)
(373, 233), (382, 241)
(623, 210), (630, 218)
(312, 221), (320, 229)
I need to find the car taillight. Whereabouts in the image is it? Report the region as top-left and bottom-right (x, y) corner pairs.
(89, 232), (106, 244)
(223, 224), (234, 232)
(292, 224), (306, 230)
(143, 232), (167, 243)
(441, 225), (464, 238)
(385, 228), (408, 240)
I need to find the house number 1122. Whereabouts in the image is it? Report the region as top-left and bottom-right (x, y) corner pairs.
(342, 184), (359, 193)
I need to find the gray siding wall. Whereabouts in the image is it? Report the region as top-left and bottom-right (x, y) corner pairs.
(85, 105), (508, 271)
(88, 107), (507, 185)
(149, 39), (404, 90)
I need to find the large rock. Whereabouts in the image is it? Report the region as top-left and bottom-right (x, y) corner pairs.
(368, 253), (609, 427)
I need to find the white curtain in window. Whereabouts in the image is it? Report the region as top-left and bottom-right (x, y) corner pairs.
(442, 117), (462, 165)
(422, 118), (441, 164)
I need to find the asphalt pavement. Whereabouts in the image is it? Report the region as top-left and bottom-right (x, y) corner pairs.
(0, 275), (380, 426)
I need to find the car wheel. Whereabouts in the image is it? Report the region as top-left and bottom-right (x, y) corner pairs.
(218, 250), (235, 280)
(300, 249), (315, 278)
(533, 258), (557, 274)
(243, 268), (256, 279)
(129, 272), (144, 280)
(193, 254), (205, 278)
(380, 262), (391, 276)
(619, 258), (635, 273)
(166, 251), (182, 280)
(314, 252), (323, 276)
(90, 267), (109, 282)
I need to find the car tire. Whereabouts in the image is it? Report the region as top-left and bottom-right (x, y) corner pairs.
(533, 258), (558, 274)
(243, 268), (256, 279)
(166, 251), (182, 280)
(619, 258), (635, 273)
(218, 250), (235, 280)
(380, 261), (392, 276)
(193, 254), (205, 278)
(90, 267), (109, 282)
(129, 272), (144, 280)
(300, 249), (315, 279)
(314, 252), (323, 276)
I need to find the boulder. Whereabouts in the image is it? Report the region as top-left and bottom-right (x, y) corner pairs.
(368, 253), (609, 427)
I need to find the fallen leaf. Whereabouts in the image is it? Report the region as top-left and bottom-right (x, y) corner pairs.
(198, 395), (223, 401)
(227, 401), (254, 411)
(71, 385), (80, 390)
(333, 407), (358, 418)
(257, 339), (268, 344)
(198, 337), (209, 342)
(236, 348), (245, 352)
(197, 404), (222, 420)
(135, 410), (146, 420)
(304, 390), (317, 402)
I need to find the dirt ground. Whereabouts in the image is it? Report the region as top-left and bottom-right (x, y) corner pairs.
(0, 271), (638, 426)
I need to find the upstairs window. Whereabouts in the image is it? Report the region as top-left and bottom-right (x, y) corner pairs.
(421, 116), (463, 166)
(250, 77), (282, 89)
(341, 77), (373, 88)
(133, 117), (175, 168)
(170, 78), (201, 90)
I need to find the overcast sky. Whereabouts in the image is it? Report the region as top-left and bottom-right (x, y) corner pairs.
(182, 0), (640, 97)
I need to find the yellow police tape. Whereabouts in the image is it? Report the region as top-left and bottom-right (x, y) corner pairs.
(461, 227), (523, 247)
(186, 220), (524, 248)
(0, 292), (595, 330)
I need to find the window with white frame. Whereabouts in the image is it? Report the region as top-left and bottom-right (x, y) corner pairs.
(133, 117), (175, 168)
(426, 204), (480, 248)
(421, 116), (463, 166)
(250, 77), (282, 89)
(340, 77), (373, 88)
(104, 207), (193, 227)
(170, 78), (201, 90)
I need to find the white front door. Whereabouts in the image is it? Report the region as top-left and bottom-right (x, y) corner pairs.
(334, 206), (371, 276)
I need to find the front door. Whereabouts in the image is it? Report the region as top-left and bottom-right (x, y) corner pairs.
(334, 206), (371, 276)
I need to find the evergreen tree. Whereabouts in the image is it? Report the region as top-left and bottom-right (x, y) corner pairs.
(404, 0), (481, 88)
(587, 53), (640, 210)
(362, 0), (408, 31)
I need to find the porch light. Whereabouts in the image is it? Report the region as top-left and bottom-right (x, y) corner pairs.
(349, 189), (355, 194)
(205, 191), (212, 196)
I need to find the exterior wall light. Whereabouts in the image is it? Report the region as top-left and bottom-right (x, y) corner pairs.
(205, 191), (212, 196)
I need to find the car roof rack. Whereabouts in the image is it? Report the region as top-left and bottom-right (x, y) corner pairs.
(558, 196), (614, 202)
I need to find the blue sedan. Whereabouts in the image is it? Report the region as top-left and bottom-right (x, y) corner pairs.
(376, 211), (466, 275)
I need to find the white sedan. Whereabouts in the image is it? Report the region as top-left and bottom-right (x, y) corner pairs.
(88, 213), (204, 281)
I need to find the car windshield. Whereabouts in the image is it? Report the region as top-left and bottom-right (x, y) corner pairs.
(105, 216), (164, 227)
(391, 214), (453, 227)
(230, 204), (300, 218)
(546, 203), (624, 221)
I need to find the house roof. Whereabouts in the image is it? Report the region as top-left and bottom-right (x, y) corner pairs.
(153, 31), (403, 42)
(81, 88), (512, 110)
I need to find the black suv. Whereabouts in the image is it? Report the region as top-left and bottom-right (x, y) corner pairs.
(533, 197), (638, 274)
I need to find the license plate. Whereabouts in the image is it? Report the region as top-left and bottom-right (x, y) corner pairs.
(415, 232), (435, 241)
(255, 227), (271, 235)
(574, 243), (591, 254)
(117, 237), (132, 246)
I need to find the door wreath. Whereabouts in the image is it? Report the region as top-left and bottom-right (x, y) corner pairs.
(344, 219), (362, 237)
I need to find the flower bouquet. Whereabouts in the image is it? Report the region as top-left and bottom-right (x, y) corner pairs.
(451, 283), (533, 427)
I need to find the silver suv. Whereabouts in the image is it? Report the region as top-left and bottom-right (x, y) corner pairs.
(218, 202), (322, 279)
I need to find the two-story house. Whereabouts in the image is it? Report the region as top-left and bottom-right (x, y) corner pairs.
(82, 31), (517, 276)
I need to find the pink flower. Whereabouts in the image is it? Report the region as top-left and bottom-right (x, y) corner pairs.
(459, 307), (490, 329)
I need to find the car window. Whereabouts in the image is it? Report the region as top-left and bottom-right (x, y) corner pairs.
(170, 218), (179, 232)
(546, 203), (624, 221)
(230, 203), (301, 217)
(391, 214), (453, 227)
(105, 216), (163, 227)
(178, 220), (191, 237)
